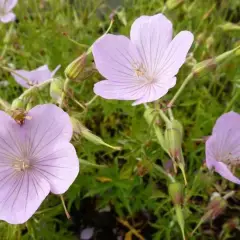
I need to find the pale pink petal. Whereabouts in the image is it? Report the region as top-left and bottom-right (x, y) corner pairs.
(206, 132), (240, 184)
(212, 161), (240, 185)
(213, 111), (240, 134)
(11, 70), (33, 88)
(0, 111), (23, 159)
(32, 142), (79, 194)
(5, 0), (18, 11)
(0, 170), (50, 224)
(51, 65), (61, 77)
(130, 14), (173, 76)
(92, 34), (141, 82)
(21, 104), (73, 158)
(12, 65), (59, 88)
(132, 80), (171, 106)
(94, 80), (146, 100)
(0, 12), (15, 23)
(31, 65), (52, 84)
(155, 31), (194, 79)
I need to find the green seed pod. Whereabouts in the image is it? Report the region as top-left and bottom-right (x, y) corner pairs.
(164, 119), (183, 159)
(65, 53), (87, 81)
(50, 78), (64, 104)
(168, 182), (185, 240)
(168, 182), (184, 205)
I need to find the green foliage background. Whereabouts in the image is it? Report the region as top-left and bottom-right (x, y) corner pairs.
(0, 0), (239, 239)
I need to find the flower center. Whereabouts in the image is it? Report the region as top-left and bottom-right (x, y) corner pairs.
(132, 62), (155, 83)
(221, 153), (240, 166)
(12, 158), (30, 171)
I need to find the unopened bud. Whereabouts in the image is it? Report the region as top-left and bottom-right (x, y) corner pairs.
(193, 46), (240, 76)
(168, 182), (184, 205)
(206, 195), (227, 220)
(164, 119), (183, 159)
(11, 98), (25, 110)
(26, 101), (34, 111)
(65, 53), (87, 81)
(50, 78), (64, 104)
(223, 217), (239, 231)
(166, 0), (184, 10)
(71, 117), (121, 150)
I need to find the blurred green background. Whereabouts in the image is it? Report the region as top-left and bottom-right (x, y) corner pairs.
(0, 0), (240, 239)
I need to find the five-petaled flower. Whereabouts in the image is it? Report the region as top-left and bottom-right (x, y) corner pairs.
(206, 111), (240, 184)
(0, 104), (79, 224)
(92, 13), (194, 105)
(0, 0), (18, 23)
(12, 64), (60, 88)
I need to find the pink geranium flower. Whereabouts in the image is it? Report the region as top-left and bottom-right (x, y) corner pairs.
(0, 0), (18, 23)
(0, 104), (79, 224)
(12, 65), (60, 88)
(92, 13), (194, 105)
(206, 111), (240, 184)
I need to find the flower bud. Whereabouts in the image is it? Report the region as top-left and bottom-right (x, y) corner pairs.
(50, 78), (64, 104)
(65, 53), (87, 81)
(168, 182), (184, 205)
(169, 182), (186, 239)
(223, 217), (239, 231)
(206, 195), (227, 220)
(11, 98), (25, 110)
(164, 119), (183, 159)
(71, 117), (121, 150)
(193, 46), (240, 76)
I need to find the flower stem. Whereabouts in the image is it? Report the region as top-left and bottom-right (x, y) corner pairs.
(158, 108), (171, 125)
(153, 163), (175, 183)
(116, 217), (145, 240)
(168, 107), (174, 120)
(224, 90), (240, 112)
(60, 194), (71, 219)
(0, 97), (11, 111)
(18, 78), (53, 100)
(168, 73), (194, 107)
(87, 19), (114, 55)
(85, 95), (98, 106)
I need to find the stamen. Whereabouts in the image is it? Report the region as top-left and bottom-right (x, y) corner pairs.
(221, 152), (240, 166)
(132, 62), (145, 77)
(13, 158), (30, 171)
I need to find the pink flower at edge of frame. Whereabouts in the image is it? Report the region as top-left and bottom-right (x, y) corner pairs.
(205, 111), (240, 184)
(0, 104), (79, 224)
(0, 0), (18, 23)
